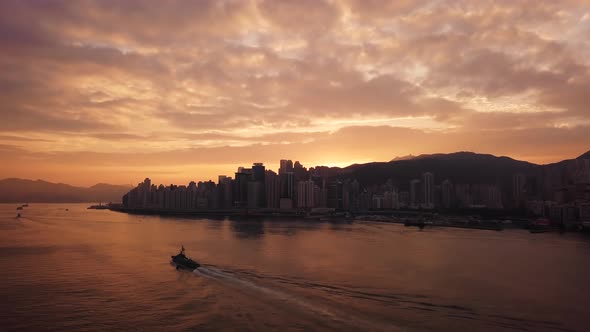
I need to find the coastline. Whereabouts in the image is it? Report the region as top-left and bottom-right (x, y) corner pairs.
(108, 206), (545, 232)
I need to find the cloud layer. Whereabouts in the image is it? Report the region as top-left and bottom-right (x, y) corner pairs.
(1, 0), (589, 185)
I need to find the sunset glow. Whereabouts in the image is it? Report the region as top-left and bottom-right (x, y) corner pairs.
(1, 0), (590, 185)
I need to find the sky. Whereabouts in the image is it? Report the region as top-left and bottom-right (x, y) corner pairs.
(1, 0), (590, 186)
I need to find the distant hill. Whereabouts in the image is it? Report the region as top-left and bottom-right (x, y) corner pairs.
(0, 178), (131, 203)
(336, 151), (539, 189)
(390, 155), (416, 162)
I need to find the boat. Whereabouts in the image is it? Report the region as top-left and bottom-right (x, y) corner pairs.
(16, 213), (21, 218)
(22, 204), (29, 207)
(16, 206), (23, 210)
(529, 218), (551, 233)
(171, 246), (200, 270)
(404, 219), (425, 229)
(88, 203), (109, 210)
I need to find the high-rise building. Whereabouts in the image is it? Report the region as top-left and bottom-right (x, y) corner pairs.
(247, 181), (261, 209)
(327, 180), (343, 209)
(399, 191), (410, 208)
(234, 168), (251, 208)
(293, 161), (308, 181)
(410, 179), (421, 209)
(252, 163), (265, 182)
(455, 184), (472, 208)
(265, 170), (280, 208)
(384, 190), (400, 209)
(441, 179), (453, 209)
(372, 194), (383, 209)
(217, 175), (233, 209)
(280, 172), (294, 199)
(252, 163), (266, 208)
(279, 159), (294, 175)
(513, 173), (526, 203)
(423, 172), (434, 209)
(297, 180), (315, 208)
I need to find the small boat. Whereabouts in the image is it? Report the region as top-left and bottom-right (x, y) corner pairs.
(530, 218), (551, 233)
(22, 204), (29, 207)
(88, 203), (109, 210)
(404, 219), (425, 229)
(16, 213), (21, 218)
(171, 246), (200, 270)
(16, 206), (23, 210)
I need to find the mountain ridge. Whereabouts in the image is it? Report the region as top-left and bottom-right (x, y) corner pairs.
(0, 178), (131, 203)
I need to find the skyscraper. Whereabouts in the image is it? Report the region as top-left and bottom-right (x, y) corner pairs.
(423, 172), (434, 209)
(280, 172), (294, 199)
(513, 173), (526, 203)
(441, 179), (453, 209)
(327, 180), (343, 209)
(252, 163), (266, 207)
(217, 175), (233, 209)
(297, 180), (315, 208)
(234, 168), (251, 208)
(279, 159), (293, 175)
(265, 170), (280, 208)
(410, 179), (421, 209)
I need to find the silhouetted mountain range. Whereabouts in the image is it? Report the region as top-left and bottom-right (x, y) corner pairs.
(313, 150), (590, 201)
(0, 178), (131, 203)
(336, 152), (538, 188)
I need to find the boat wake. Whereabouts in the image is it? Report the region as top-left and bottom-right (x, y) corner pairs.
(193, 265), (574, 332)
(194, 266), (399, 331)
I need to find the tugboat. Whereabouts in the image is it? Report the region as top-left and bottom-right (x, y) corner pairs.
(171, 246), (200, 270)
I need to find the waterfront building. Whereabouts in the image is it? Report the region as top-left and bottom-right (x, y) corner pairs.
(441, 179), (453, 209)
(279, 197), (293, 209)
(265, 170), (280, 208)
(297, 180), (315, 208)
(247, 181), (261, 209)
(252, 163), (266, 208)
(410, 179), (421, 209)
(455, 184), (472, 208)
(280, 172), (294, 199)
(234, 169), (251, 208)
(327, 180), (343, 209)
(513, 173), (526, 205)
(279, 159), (293, 175)
(423, 172), (434, 209)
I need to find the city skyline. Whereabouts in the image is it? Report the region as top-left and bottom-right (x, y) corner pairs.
(1, 1), (590, 186)
(122, 151), (590, 221)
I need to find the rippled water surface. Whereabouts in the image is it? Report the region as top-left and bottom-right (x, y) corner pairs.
(1, 204), (590, 331)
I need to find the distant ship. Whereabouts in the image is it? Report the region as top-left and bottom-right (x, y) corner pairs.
(530, 218), (551, 233)
(88, 203), (109, 210)
(171, 246), (200, 270)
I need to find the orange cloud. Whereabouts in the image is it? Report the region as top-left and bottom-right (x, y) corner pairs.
(0, 0), (589, 185)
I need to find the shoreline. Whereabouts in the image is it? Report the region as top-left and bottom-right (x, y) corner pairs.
(108, 206), (554, 232)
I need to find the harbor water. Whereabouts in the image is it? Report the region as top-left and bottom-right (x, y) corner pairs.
(1, 204), (589, 331)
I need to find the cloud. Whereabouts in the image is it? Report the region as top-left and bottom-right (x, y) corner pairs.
(0, 0), (589, 184)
